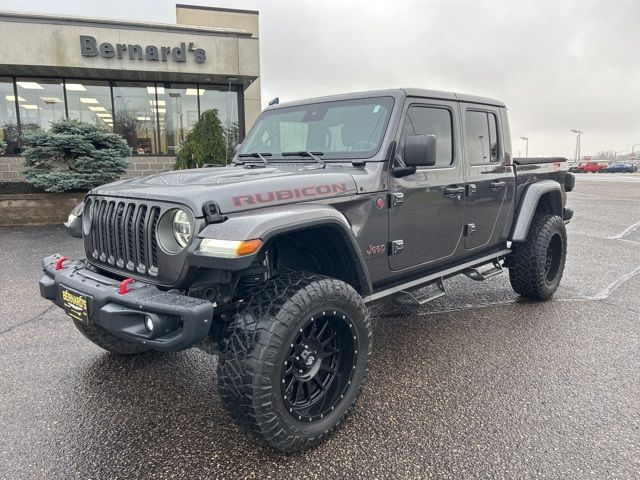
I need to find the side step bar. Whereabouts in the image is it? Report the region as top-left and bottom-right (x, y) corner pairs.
(364, 249), (511, 304)
(463, 259), (503, 281)
(397, 279), (446, 306)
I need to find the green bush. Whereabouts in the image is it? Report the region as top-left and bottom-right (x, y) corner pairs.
(175, 109), (228, 169)
(22, 119), (131, 192)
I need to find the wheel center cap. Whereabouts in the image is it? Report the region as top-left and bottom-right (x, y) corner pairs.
(301, 349), (315, 367)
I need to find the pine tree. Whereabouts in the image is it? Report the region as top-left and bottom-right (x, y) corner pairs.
(175, 108), (228, 169)
(22, 119), (130, 193)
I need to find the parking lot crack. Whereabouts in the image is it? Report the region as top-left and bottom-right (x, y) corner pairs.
(588, 264), (640, 300)
(607, 219), (640, 240)
(0, 305), (55, 336)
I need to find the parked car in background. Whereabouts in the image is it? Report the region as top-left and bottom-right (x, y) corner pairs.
(602, 163), (638, 173)
(571, 162), (608, 173)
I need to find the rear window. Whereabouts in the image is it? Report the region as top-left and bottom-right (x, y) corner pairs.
(465, 110), (500, 164)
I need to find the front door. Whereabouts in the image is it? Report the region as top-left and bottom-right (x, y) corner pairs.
(460, 106), (508, 250)
(388, 99), (467, 271)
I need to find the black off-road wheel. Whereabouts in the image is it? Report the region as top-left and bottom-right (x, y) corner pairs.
(217, 271), (372, 452)
(74, 321), (150, 355)
(508, 214), (567, 300)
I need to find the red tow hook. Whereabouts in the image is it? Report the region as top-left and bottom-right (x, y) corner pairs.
(55, 256), (69, 270)
(118, 278), (135, 295)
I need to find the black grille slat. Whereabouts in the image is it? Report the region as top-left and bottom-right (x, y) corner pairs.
(91, 200), (100, 258)
(134, 205), (148, 273)
(97, 200), (108, 262)
(114, 202), (125, 268)
(148, 207), (161, 276)
(105, 201), (116, 264)
(125, 204), (136, 270)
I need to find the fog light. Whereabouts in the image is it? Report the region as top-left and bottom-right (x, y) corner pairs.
(144, 316), (154, 332)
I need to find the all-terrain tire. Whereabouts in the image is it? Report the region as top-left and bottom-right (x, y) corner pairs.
(74, 321), (150, 355)
(217, 271), (372, 452)
(509, 214), (567, 300)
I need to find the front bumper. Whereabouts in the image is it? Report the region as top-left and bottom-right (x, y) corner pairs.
(39, 254), (214, 352)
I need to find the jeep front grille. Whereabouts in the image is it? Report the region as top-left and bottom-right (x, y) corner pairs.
(89, 198), (161, 276)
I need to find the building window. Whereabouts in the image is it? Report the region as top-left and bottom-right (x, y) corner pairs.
(65, 80), (113, 131)
(0, 77), (19, 154)
(156, 83), (199, 155)
(199, 85), (240, 157)
(465, 110), (500, 164)
(113, 82), (160, 155)
(16, 78), (65, 132)
(400, 106), (453, 167)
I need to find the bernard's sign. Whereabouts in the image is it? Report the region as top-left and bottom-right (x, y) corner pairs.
(79, 35), (206, 63)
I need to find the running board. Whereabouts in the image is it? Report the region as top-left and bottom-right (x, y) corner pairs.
(463, 259), (504, 281)
(397, 278), (446, 306)
(363, 249), (511, 304)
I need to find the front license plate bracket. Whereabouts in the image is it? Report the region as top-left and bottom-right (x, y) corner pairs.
(60, 287), (92, 325)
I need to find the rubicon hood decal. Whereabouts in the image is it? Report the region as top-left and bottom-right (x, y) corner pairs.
(232, 182), (350, 207)
(90, 165), (359, 215)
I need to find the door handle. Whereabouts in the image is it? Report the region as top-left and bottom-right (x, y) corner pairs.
(490, 181), (506, 191)
(444, 186), (465, 198)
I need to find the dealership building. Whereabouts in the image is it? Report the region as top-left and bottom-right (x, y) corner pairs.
(0, 4), (261, 181)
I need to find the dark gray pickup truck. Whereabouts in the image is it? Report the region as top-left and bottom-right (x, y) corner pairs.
(40, 88), (574, 452)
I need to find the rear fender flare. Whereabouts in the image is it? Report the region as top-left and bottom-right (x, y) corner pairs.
(510, 180), (563, 242)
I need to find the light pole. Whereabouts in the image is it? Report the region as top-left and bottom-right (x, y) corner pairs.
(632, 144), (640, 163)
(570, 129), (583, 162)
(520, 136), (529, 157)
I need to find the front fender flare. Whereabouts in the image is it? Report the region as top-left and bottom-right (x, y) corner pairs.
(187, 204), (372, 296)
(510, 180), (563, 242)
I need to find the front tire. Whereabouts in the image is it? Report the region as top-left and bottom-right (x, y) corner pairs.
(217, 271), (372, 452)
(74, 321), (150, 355)
(508, 214), (567, 300)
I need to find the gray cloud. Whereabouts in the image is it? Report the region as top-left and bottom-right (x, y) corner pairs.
(2, 0), (638, 157)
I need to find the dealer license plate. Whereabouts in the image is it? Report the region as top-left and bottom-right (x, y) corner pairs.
(61, 287), (90, 325)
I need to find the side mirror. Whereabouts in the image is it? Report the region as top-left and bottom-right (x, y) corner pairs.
(404, 134), (437, 167)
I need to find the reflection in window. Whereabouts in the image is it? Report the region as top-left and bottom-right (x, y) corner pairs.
(16, 78), (65, 131)
(0, 78), (19, 154)
(66, 80), (113, 131)
(113, 82), (159, 155)
(400, 106), (453, 167)
(199, 85), (239, 158)
(156, 84), (199, 155)
(465, 110), (500, 164)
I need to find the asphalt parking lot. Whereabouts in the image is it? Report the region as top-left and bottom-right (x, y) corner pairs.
(1, 173), (639, 479)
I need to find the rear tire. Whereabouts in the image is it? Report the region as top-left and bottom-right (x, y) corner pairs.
(74, 321), (150, 355)
(508, 214), (567, 300)
(217, 271), (372, 452)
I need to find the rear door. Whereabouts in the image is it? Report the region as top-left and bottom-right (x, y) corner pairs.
(388, 99), (466, 271)
(461, 105), (508, 250)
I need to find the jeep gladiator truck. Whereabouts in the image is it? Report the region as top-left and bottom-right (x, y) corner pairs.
(40, 89), (574, 452)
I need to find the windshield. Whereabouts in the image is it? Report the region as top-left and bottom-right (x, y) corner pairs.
(239, 96), (395, 160)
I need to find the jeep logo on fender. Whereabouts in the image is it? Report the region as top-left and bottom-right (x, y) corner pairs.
(232, 183), (349, 207)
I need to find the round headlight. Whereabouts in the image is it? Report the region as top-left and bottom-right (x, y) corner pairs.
(172, 209), (192, 247)
(82, 199), (93, 236)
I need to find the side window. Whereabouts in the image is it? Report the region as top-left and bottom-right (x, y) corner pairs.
(465, 110), (500, 164)
(400, 106), (453, 167)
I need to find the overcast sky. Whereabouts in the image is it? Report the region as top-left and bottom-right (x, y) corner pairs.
(1, 0), (638, 158)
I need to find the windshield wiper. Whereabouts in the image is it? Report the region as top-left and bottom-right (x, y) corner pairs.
(281, 151), (326, 168)
(237, 152), (272, 165)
